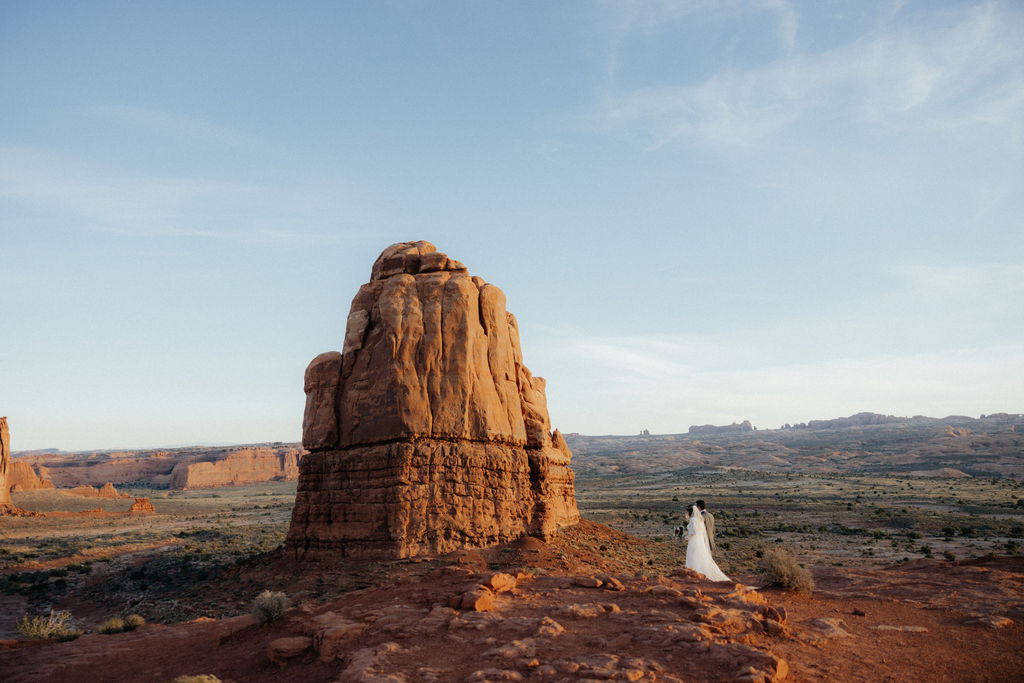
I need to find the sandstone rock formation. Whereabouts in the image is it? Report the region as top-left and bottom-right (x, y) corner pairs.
(8, 461), (55, 491)
(0, 416), (11, 506)
(128, 497), (156, 514)
(67, 482), (128, 499)
(169, 446), (301, 489)
(287, 241), (579, 559)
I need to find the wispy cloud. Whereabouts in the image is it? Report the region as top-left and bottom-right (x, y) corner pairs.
(0, 146), (372, 244)
(891, 262), (1024, 298)
(599, 1), (1024, 150)
(546, 333), (1024, 432)
(83, 103), (256, 148)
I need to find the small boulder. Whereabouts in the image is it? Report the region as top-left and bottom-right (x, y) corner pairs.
(460, 588), (496, 612)
(484, 572), (517, 593)
(267, 636), (312, 666)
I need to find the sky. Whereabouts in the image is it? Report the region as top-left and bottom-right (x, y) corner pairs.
(2, 0), (1022, 451)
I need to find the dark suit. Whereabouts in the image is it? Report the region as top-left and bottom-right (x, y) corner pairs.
(702, 510), (716, 554)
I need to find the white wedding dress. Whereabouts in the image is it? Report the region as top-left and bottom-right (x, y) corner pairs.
(685, 505), (730, 582)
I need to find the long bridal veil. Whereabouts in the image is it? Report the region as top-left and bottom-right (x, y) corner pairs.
(685, 505), (730, 582)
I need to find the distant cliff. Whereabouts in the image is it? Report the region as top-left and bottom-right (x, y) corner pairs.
(688, 420), (754, 435)
(15, 443), (304, 490)
(169, 447), (302, 489)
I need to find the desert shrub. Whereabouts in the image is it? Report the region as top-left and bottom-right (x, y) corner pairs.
(756, 547), (814, 595)
(252, 590), (290, 624)
(16, 610), (84, 641)
(124, 613), (145, 630)
(943, 551), (956, 561)
(170, 676), (221, 683)
(98, 616), (125, 634)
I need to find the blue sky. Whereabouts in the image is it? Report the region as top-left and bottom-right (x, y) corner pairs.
(2, 1), (1022, 451)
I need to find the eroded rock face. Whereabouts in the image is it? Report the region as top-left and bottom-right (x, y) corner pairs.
(169, 447), (301, 489)
(7, 461), (55, 492)
(0, 417), (11, 506)
(128, 497), (156, 514)
(288, 241), (578, 559)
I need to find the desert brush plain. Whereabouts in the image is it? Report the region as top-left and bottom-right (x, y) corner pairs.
(1, 415), (1023, 682)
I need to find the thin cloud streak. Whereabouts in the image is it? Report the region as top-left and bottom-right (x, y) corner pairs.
(83, 103), (257, 148)
(599, 1), (1024, 149)
(0, 146), (371, 244)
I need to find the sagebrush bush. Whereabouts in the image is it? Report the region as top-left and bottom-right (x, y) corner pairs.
(98, 616), (125, 634)
(252, 590), (290, 624)
(16, 610), (84, 641)
(756, 547), (815, 594)
(124, 613), (146, 630)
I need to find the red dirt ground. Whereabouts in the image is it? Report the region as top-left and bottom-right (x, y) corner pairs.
(1, 520), (1021, 682)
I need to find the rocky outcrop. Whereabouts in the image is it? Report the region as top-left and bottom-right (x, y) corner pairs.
(288, 241), (579, 560)
(7, 461), (55, 491)
(688, 420), (753, 436)
(128, 497), (156, 514)
(0, 417), (10, 506)
(169, 446), (301, 489)
(67, 482), (128, 499)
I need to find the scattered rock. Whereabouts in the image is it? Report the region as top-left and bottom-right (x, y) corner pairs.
(872, 625), (929, 633)
(266, 636), (312, 665)
(460, 588), (496, 612)
(807, 617), (853, 639)
(484, 572), (517, 593)
(965, 615), (1013, 629)
(465, 669), (522, 682)
(598, 575), (625, 591)
(571, 575), (603, 588)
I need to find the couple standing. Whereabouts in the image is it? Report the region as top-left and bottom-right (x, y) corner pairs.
(685, 499), (729, 582)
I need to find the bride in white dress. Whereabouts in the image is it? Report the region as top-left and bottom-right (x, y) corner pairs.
(685, 505), (730, 582)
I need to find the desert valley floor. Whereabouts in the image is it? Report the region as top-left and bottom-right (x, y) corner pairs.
(2, 415), (1023, 682)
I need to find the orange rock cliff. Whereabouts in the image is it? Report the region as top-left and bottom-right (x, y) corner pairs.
(287, 241), (579, 559)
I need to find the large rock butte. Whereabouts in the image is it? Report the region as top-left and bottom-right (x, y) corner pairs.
(287, 241), (579, 559)
(0, 417), (11, 506)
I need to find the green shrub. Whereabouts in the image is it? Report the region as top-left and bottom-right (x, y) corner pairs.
(16, 610), (84, 641)
(98, 617), (125, 634)
(124, 613), (145, 630)
(756, 547), (814, 595)
(252, 590), (290, 624)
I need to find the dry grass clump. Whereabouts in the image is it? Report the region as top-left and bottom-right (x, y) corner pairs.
(98, 616), (126, 634)
(16, 609), (84, 641)
(252, 589), (290, 624)
(170, 676), (222, 683)
(124, 613), (146, 629)
(757, 546), (815, 594)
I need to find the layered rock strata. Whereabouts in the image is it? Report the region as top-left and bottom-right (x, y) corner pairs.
(169, 447), (301, 489)
(287, 241), (579, 559)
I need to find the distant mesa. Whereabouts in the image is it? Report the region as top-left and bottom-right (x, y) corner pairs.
(11, 443), (303, 491)
(287, 240), (579, 560)
(169, 446), (301, 489)
(688, 420), (753, 436)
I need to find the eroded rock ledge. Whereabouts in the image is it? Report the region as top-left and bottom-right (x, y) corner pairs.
(287, 241), (579, 559)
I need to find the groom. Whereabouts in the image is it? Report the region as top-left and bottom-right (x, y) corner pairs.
(696, 500), (716, 555)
